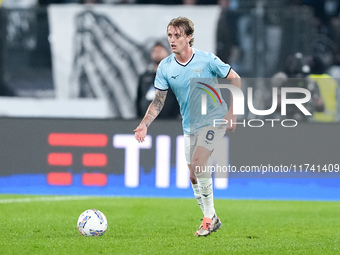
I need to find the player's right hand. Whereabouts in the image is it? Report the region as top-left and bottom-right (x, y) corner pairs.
(134, 123), (147, 143)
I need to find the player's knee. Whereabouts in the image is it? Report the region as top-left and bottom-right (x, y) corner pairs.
(191, 157), (205, 175)
(190, 176), (197, 184)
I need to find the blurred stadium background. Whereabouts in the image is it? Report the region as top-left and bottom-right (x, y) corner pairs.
(0, 0), (340, 200)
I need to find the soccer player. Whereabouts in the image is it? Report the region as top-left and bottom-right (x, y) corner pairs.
(134, 17), (241, 236)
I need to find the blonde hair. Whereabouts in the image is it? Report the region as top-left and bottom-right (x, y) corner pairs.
(167, 17), (194, 47)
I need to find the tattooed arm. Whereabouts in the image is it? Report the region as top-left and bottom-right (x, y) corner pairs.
(134, 89), (168, 143)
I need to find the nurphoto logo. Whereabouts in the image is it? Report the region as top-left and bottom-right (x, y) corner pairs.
(200, 84), (312, 128)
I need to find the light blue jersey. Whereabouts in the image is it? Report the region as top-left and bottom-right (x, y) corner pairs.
(154, 48), (231, 134)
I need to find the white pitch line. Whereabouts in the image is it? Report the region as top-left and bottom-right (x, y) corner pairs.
(0, 196), (95, 204)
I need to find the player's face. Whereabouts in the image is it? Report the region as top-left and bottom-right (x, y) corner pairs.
(167, 25), (192, 54)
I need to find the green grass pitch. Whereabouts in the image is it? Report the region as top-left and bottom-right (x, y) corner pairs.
(0, 194), (339, 255)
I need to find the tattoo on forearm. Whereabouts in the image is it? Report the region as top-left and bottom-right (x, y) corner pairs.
(153, 90), (167, 112)
(143, 90), (168, 128)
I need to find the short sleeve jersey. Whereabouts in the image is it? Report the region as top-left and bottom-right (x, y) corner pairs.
(154, 48), (231, 134)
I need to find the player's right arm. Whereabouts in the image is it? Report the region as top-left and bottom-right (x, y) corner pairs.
(134, 89), (168, 143)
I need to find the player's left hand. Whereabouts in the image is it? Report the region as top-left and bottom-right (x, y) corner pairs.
(225, 111), (236, 132)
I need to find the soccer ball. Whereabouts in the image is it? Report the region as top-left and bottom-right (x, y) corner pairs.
(77, 209), (108, 236)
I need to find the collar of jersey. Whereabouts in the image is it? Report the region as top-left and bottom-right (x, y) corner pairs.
(174, 48), (195, 67)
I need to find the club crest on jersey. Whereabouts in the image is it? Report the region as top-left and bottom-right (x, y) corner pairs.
(193, 68), (203, 77)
